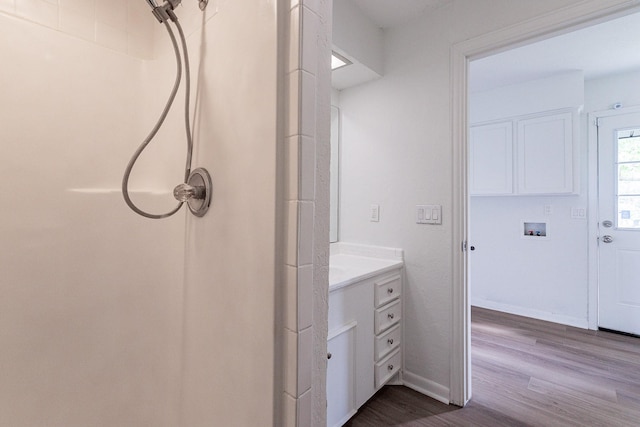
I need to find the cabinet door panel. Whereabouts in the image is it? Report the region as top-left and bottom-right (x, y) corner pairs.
(470, 122), (513, 195)
(517, 112), (573, 194)
(327, 323), (357, 427)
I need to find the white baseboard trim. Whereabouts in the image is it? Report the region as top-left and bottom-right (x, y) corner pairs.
(471, 298), (589, 329)
(402, 370), (450, 405)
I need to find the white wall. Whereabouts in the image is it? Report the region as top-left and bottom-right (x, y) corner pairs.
(585, 70), (640, 112)
(469, 72), (589, 328)
(335, 0), (589, 403)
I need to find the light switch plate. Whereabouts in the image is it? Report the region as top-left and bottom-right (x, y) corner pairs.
(571, 207), (587, 219)
(417, 205), (442, 225)
(370, 204), (380, 222)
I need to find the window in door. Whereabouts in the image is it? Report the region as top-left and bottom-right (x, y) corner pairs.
(616, 130), (640, 229)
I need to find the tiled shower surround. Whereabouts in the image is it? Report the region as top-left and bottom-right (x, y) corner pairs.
(0, 0), (331, 425)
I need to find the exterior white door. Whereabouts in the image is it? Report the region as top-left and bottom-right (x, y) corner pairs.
(598, 112), (640, 336)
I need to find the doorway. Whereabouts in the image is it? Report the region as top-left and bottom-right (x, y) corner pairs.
(452, 1), (640, 406)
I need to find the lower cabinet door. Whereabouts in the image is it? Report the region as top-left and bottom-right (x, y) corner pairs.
(327, 322), (357, 427)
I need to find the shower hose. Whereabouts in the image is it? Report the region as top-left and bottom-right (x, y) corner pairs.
(122, 15), (192, 219)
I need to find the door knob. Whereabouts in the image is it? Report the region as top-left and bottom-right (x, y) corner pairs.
(602, 235), (613, 243)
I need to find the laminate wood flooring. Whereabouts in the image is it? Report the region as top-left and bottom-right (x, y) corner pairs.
(344, 307), (640, 426)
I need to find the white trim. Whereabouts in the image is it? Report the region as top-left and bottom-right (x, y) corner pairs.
(402, 370), (450, 405)
(451, 0), (640, 407)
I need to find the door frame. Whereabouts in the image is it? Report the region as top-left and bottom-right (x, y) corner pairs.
(588, 106), (640, 331)
(450, 0), (640, 406)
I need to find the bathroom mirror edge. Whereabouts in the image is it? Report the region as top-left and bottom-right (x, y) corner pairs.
(330, 105), (340, 243)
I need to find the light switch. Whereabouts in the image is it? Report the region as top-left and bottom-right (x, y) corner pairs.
(571, 207), (587, 219)
(416, 205), (442, 225)
(370, 204), (380, 222)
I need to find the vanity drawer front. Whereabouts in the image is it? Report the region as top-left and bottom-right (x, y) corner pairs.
(374, 300), (401, 334)
(375, 349), (401, 389)
(375, 324), (401, 361)
(374, 274), (401, 308)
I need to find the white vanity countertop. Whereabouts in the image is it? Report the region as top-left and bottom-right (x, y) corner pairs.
(329, 254), (403, 291)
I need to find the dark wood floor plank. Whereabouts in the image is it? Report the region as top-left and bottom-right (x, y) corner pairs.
(344, 307), (640, 426)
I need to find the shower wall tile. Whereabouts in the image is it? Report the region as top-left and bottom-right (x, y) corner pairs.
(286, 201), (299, 267)
(7, 0), (153, 58)
(0, 0), (15, 13)
(297, 265), (313, 330)
(282, 0), (327, 424)
(285, 135), (299, 201)
(59, 7), (94, 41)
(297, 327), (312, 393)
(96, 0), (126, 31)
(96, 21), (127, 52)
(283, 392), (297, 427)
(288, 5), (300, 73)
(301, 6), (318, 74)
(300, 70), (317, 137)
(298, 201), (314, 266)
(284, 328), (299, 396)
(299, 135), (316, 201)
(303, 0), (322, 15)
(284, 266), (298, 332)
(59, 0), (93, 15)
(16, 0), (58, 28)
(297, 389), (312, 427)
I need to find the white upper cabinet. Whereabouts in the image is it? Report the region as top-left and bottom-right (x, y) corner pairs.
(470, 109), (576, 196)
(517, 111), (573, 194)
(470, 121), (513, 195)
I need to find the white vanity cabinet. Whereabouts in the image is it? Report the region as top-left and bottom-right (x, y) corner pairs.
(373, 274), (402, 388)
(327, 268), (402, 427)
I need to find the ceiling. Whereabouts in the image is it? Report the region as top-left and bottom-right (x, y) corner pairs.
(351, 0), (451, 29)
(470, 12), (640, 92)
(339, 1), (640, 93)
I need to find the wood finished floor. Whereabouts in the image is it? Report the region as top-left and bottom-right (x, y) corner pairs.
(344, 307), (640, 426)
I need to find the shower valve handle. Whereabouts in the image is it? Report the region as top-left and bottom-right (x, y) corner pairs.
(173, 183), (205, 202)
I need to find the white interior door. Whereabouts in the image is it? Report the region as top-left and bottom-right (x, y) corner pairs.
(598, 112), (640, 336)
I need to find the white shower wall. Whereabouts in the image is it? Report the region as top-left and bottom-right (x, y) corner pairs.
(0, 8), (185, 427)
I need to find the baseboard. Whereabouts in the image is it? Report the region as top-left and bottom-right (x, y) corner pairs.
(471, 298), (589, 329)
(402, 370), (450, 405)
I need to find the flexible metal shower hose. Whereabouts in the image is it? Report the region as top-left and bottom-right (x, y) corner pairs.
(122, 17), (193, 219)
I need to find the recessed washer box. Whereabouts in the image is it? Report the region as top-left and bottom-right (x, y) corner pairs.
(523, 221), (548, 239)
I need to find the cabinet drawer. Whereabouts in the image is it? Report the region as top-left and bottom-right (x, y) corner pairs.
(375, 349), (401, 389)
(375, 324), (401, 361)
(374, 300), (401, 334)
(374, 274), (401, 308)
